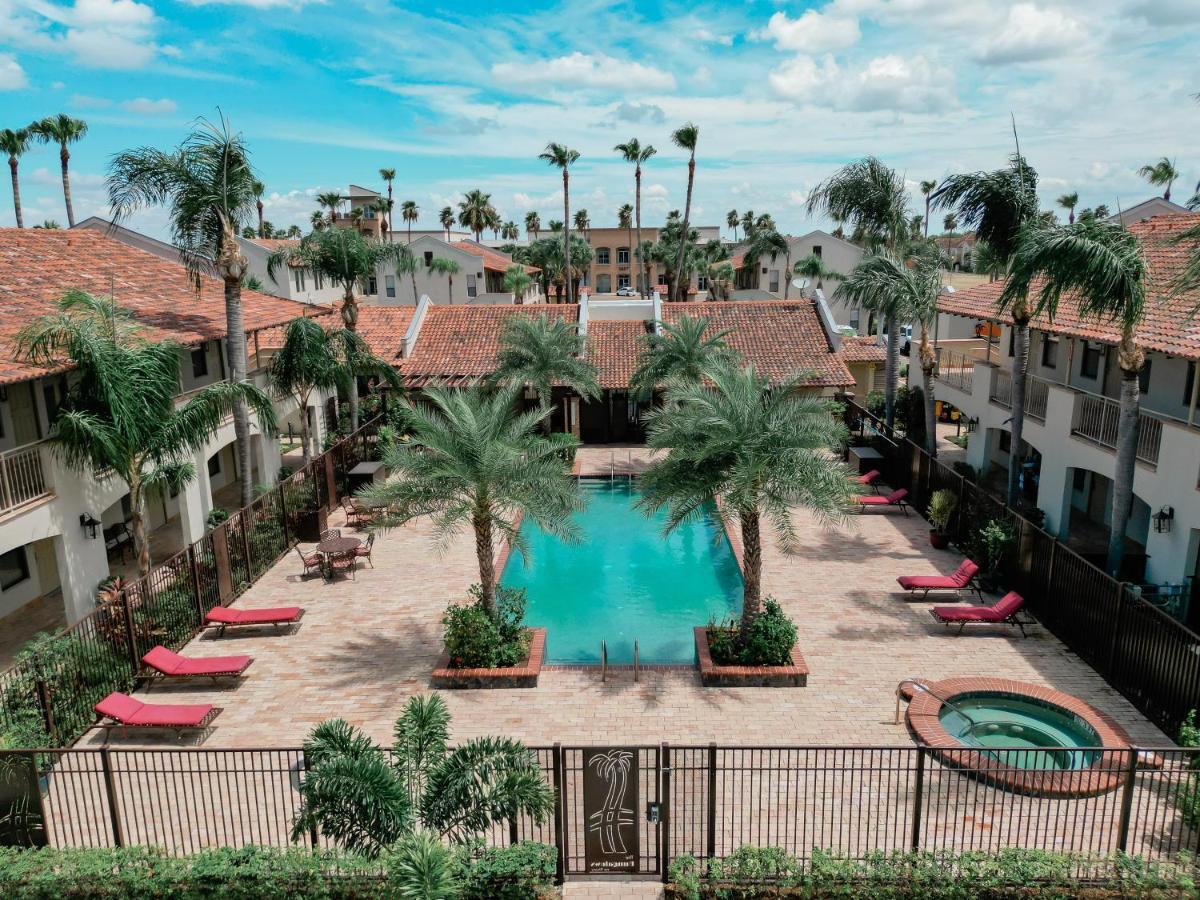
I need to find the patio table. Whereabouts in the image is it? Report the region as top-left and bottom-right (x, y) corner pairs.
(316, 536), (361, 557)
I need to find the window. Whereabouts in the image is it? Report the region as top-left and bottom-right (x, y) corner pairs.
(1139, 358), (1152, 393)
(1081, 342), (1102, 379)
(813, 245), (822, 257)
(1073, 468), (1087, 491)
(1007, 328), (1015, 357)
(367, 276), (378, 295)
(617, 274), (630, 289)
(466, 273), (478, 298)
(191, 346), (208, 379)
(696, 274), (708, 291)
(596, 248), (610, 265)
(596, 274), (611, 293)
(849, 310), (861, 331)
(617, 247), (630, 264)
(1040, 336), (1059, 369)
(1186, 362), (1197, 407)
(999, 431), (1012, 453)
(293, 268), (306, 292)
(42, 382), (64, 426)
(207, 454), (221, 477)
(385, 275), (396, 298)
(769, 270), (780, 293)
(424, 251), (433, 267)
(0, 546), (29, 591)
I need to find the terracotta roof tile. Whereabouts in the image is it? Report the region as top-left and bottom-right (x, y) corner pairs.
(0, 228), (320, 386)
(587, 320), (647, 389)
(248, 238), (300, 250)
(839, 335), (886, 363)
(938, 214), (1200, 361)
(354, 305), (414, 367)
(456, 240), (539, 275)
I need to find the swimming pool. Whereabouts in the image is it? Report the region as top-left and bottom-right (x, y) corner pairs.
(500, 479), (742, 664)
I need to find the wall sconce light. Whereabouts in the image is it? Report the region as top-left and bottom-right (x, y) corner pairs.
(1152, 506), (1174, 534)
(79, 513), (101, 539)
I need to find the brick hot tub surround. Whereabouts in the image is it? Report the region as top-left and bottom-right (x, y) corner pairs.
(903, 676), (1136, 798)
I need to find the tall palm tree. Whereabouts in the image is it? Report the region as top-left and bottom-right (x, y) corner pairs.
(942, 213), (958, 235)
(29, 114), (88, 227)
(539, 143), (581, 305)
(933, 153), (1040, 505)
(379, 167), (396, 241)
(266, 228), (410, 429)
(919, 180), (937, 238)
(501, 220), (519, 241)
(640, 363), (854, 633)
(457, 189), (492, 241)
(17, 291), (274, 575)
(429, 256), (459, 304)
(726, 208), (740, 242)
(745, 228), (791, 298)
(316, 190), (343, 224)
(573, 208), (590, 241)
(617, 202), (633, 271)
(503, 264), (532, 302)
(1001, 219), (1148, 575)
(525, 211), (541, 240)
(370, 197), (390, 235)
(439, 205), (454, 240)
(309, 210), (326, 231)
(629, 315), (736, 398)
(1, 128), (31, 228)
(741, 210), (755, 241)
(251, 180), (266, 238)
(401, 200), (419, 242)
(671, 123), (700, 301)
(109, 115), (264, 508)
(793, 252), (843, 292)
(286, 224), (301, 239)
(614, 138), (657, 298)
(1137, 157), (1179, 201)
(362, 384), (583, 612)
(490, 313), (600, 432)
(1058, 191), (1079, 225)
(484, 204), (501, 240)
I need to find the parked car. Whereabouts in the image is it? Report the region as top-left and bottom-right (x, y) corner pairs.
(615, 286), (637, 297)
(885, 324), (913, 355)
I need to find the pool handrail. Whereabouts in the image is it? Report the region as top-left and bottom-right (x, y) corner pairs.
(895, 677), (979, 728)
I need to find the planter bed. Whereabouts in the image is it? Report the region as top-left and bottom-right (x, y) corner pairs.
(431, 628), (546, 689)
(694, 627), (808, 687)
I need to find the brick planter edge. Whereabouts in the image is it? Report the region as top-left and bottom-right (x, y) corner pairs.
(431, 628), (546, 689)
(694, 627), (808, 687)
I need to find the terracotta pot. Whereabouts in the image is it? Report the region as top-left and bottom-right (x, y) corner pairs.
(929, 530), (950, 549)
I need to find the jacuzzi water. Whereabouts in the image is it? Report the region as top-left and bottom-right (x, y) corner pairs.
(938, 693), (1101, 771)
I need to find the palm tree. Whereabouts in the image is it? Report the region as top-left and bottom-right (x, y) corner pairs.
(457, 189), (492, 241)
(639, 363), (854, 633)
(629, 315), (735, 398)
(920, 180), (937, 238)
(439, 205), (454, 240)
(1001, 219), (1148, 575)
(670, 123), (700, 301)
(286, 224), (301, 239)
(501, 220), (519, 241)
(309, 210), (326, 231)
(362, 384), (583, 611)
(1058, 191), (1079, 225)
(316, 190), (343, 224)
(525, 211), (541, 240)
(793, 252), (843, 292)
(573, 208), (590, 241)
(942, 213), (958, 235)
(379, 167), (396, 241)
(29, 114), (88, 227)
(429, 256), (459, 304)
(17, 291), (274, 575)
(252, 179), (266, 238)
(727, 208), (740, 242)
(614, 138), (657, 298)
(1, 128), (31, 228)
(370, 198), (390, 236)
(1137, 157), (1179, 201)
(744, 228), (791, 298)
(266, 228), (410, 429)
(109, 115), (264, 508)
(491, 313), (600, 432)
(401, 200), (419, 242)
(909, 215), (923, 241)
(503, 263), (532, 302)
(932, 153), (1040, 505)
(294, 694), (553, 858)
(617, 202), (633, 271)
(741, 210), (755, 241)
(709, 261), (735, 300)
(539, 143), (581, 305)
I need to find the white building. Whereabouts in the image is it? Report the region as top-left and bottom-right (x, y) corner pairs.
(239, 237), (344, 306)
(375, 236), (542, 305)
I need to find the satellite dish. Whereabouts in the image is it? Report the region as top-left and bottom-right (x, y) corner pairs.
(792, 277), (809, 290)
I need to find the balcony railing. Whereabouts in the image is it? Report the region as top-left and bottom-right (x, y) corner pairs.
(933, 348), (974, 393)
(988, 369), (1049, 421)
(0, 442), (51, 515)
(990, 368), (1012, 408)
(1071, 392), (1163, 466)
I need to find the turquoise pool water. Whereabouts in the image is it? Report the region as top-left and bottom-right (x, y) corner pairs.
(939, 693), (1101, 771)
(500, 479), (742, 664)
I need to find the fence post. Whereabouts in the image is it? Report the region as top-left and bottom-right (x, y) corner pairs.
(661, 743), (672, 884)
(278, 481), (290, 548)
(552, 743), (565, 884)
(1106, 581), (1126, 676)
(1115, 747), (1139, 852)
(910, 746), (925, 851)
(240, 510), (254, 584)
(120, 588), (140, 674)
(188, 545), (205, 626)
(706, 742), (717, 862)
(100, 746), (125, 847)
(35, 677), (56, 746)
(1044, 538), (1057, 598)
(302, 750), (320, 850)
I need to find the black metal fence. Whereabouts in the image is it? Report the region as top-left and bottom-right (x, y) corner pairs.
(2, 743), (1197, 883)
(0, 416), (382, 749)
(843, 398), (1200, 739)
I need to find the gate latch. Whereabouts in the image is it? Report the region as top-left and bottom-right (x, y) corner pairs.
(646, 802), (660, 824)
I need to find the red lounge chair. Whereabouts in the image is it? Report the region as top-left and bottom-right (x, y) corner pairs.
(930, 592), (1029, 636)
(94, 692), (220, 740)
(858, 469), (883, 493)
(141, 646), (252, 683)
(897, 559), (982, 600)
(204, 606), (303, 637)
(857, 488), (909, 514)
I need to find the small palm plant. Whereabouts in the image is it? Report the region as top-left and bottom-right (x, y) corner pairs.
(428, 256), (460, 304)
(294, 694), (553, 858)
(639, 363), (856, 637)
(490, 314), (600, 432)
(629, 315), (736, 399)
(502, 264), (532, 302)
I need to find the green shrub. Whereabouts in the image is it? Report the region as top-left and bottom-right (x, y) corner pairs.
(926, 489), (958, 535)
(1175, 711), (1200, 829)
(865, 390), (885, 420)
(707, 599), (796, 667)
(205, 507), (230, 529)
(444, 586), (531, 669)
(458, 841), (557, 900)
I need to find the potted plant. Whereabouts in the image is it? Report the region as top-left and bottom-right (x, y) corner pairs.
(976, 519), (1016, 593)
(926, 489), (957, 549)
(283, 476), (326, 543)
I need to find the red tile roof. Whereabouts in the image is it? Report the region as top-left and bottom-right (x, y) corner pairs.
(354, 305), (414, 367)
(839, 335), (886, 363)
(0, 228), (321, 386)
(587, 320), (647, 389)
(937, 214), (1200, 361)
(456, 241), (539, 275)
(247, 238), (299, 250)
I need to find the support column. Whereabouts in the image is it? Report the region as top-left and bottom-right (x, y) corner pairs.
(177, 455), (209, 545)
(53, 530), (108, 623)
(254, 432), (281, 487)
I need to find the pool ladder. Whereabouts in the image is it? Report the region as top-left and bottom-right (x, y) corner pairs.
(608, 450), (635, 484)
(894, 677), (978, 727)
(599, 639), (638, 683)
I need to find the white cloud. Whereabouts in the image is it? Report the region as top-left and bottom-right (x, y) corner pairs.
(491, 52), (676, 93)
(978, 4), (1087, 64)
(770, 53), (951, 112)
(755, 9), (861, 53)
(70, 94), (113, 108)
(9, 0), (161, 69)
(179, 0), (322, 6)
(691, 27), (733, 47)
(121, 96), (177, 115)
(0, 53), (26, 90)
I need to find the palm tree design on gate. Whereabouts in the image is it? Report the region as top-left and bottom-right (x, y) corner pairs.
(587, 750), (635, 856)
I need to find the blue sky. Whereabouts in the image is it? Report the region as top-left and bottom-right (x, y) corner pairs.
(0, 0), (1197, 239)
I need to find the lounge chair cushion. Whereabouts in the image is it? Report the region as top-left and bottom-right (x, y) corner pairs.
(859, 488), (908, 506)
(206, 606), (302, 625)
(95, 692), (214, 727)
(142, 646), (251, 677)
(859, 469), (881, 484)
(898, 559), (979, 591)
(933, 592), (1024, 622)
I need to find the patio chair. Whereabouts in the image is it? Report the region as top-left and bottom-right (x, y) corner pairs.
(930, 592), (1029, 636)
(858, 469), (883, 493)
(204, 605), (304, 637)
(296, 546), (323, 578)
(141, 646), (252, 684)
(327, 552), (357, 580)
(857, 488), (909, 515)
(341, 496), (364, 527)
(897, 559), (982, 600)
(354, 532), (375, 568)
(93, 691), (221, 741)
(320, 528), (341, 542)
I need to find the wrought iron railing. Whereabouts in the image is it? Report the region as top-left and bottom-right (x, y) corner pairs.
(1071, 391), (1163, 465)
(0, 442), (51, 515)
(933, 348), (974, 394)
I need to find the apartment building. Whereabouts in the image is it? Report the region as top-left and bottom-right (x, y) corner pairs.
(332, 185), (387, 240)
(930, 214), (1200, 605)
(0, 228), (328, 652)
(240, 237), (344, 305)
(375, 237), (542, 305)
(572, 224), (722, 296)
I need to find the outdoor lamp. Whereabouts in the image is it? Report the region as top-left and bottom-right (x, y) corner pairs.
(1152, 506), (1174, 534)
(79, 513), (101, 539)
